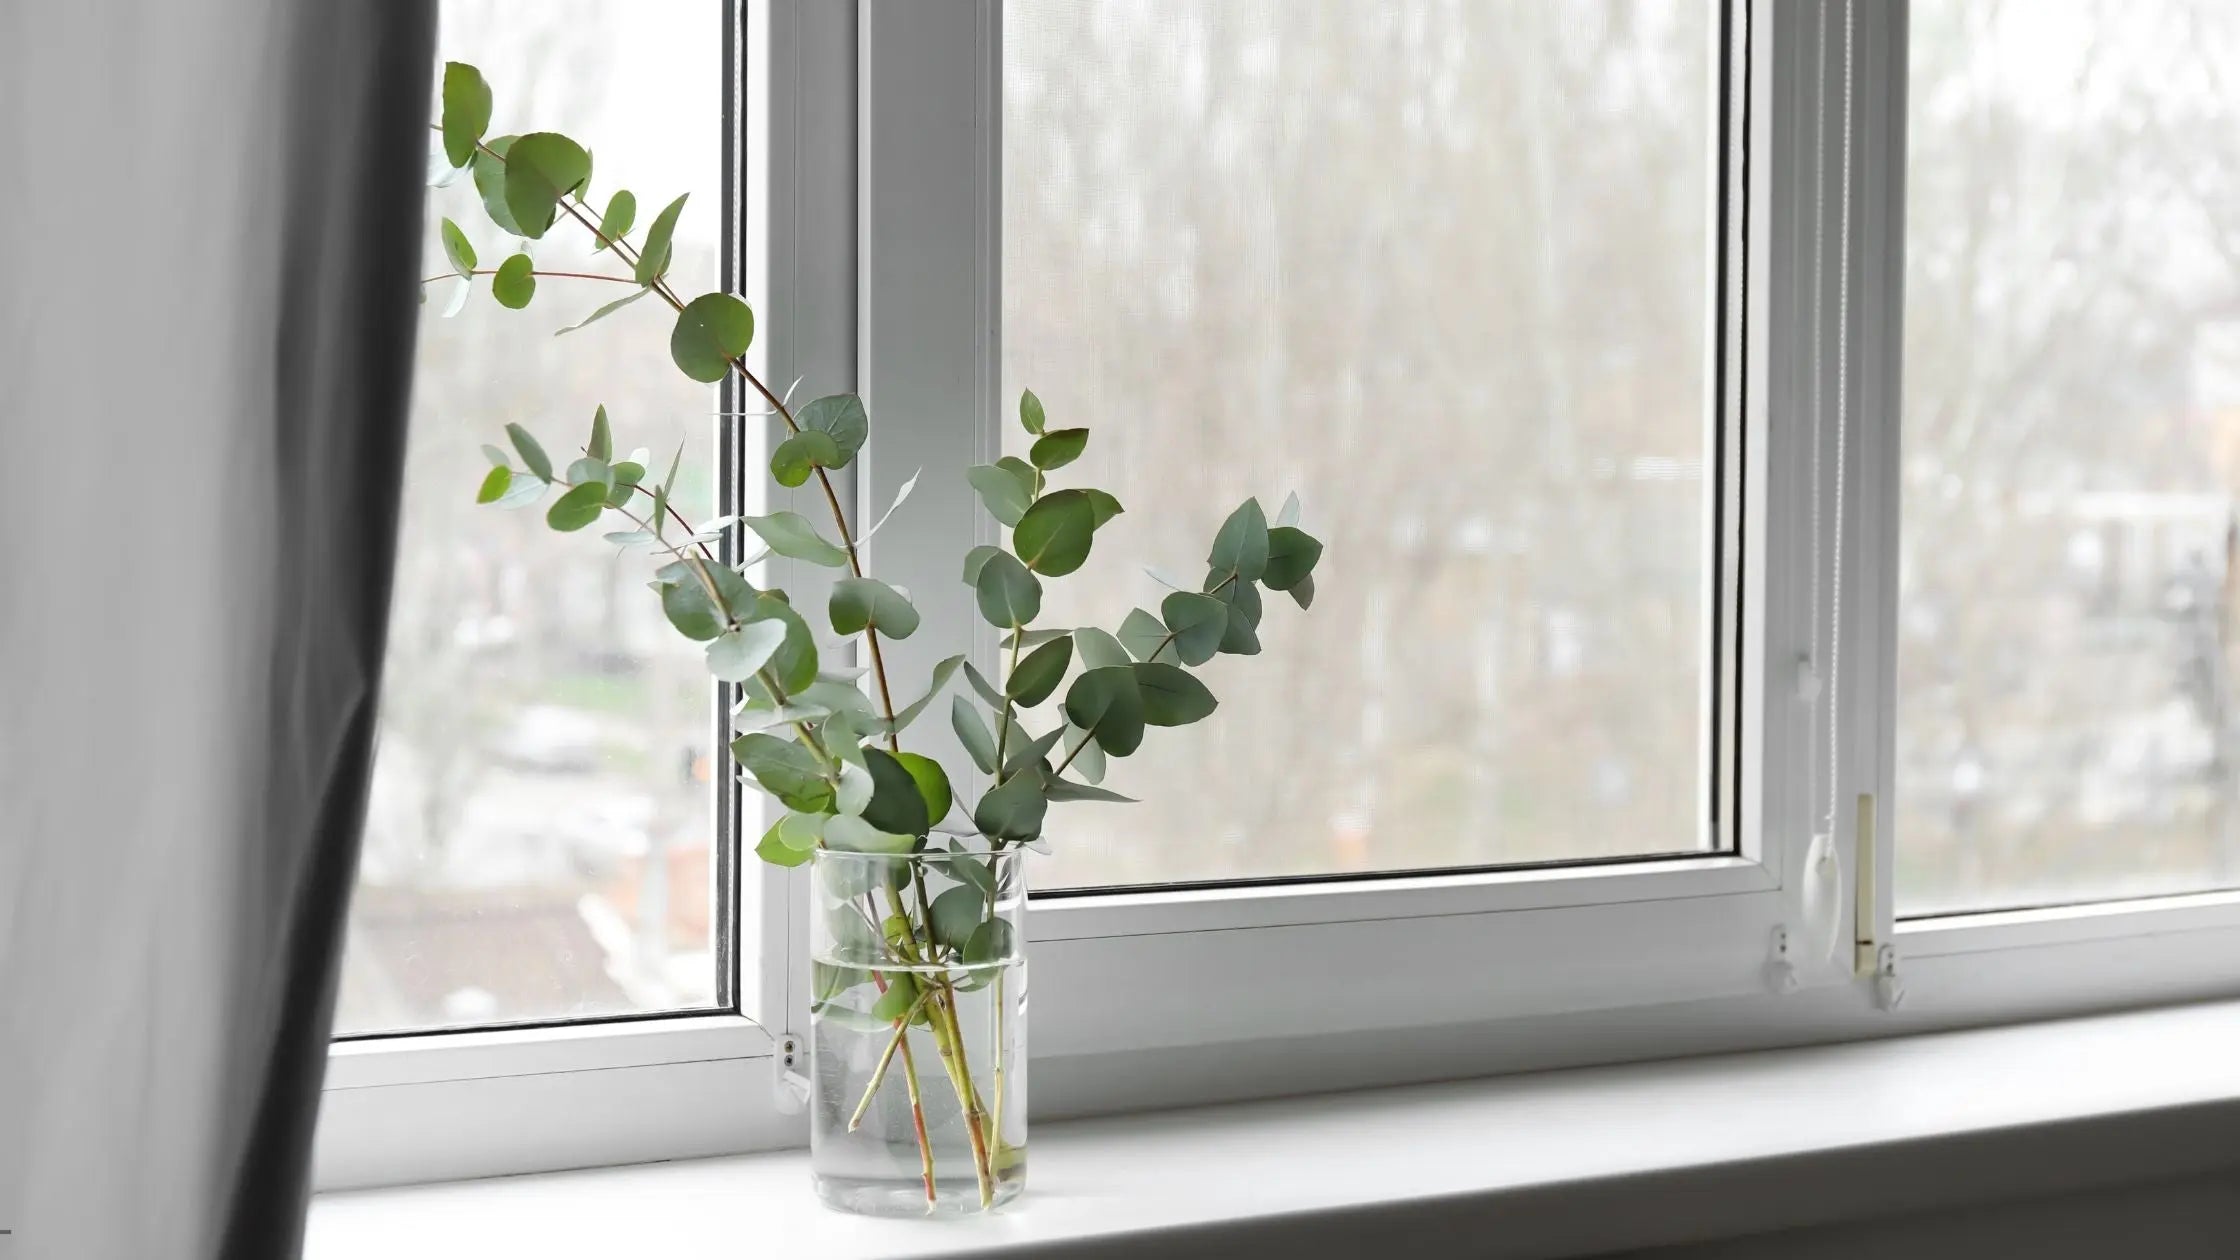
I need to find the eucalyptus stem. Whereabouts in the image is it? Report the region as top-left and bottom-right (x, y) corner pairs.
(849, 986), (934, 1132)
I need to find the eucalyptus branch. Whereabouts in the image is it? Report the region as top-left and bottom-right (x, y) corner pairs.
(419, 267), (639, 287)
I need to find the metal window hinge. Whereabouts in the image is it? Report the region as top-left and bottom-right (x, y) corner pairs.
(773, 1033), (811, 1113)
(1764, 924), (1801, 994)
(1794, 654), (1821, 703)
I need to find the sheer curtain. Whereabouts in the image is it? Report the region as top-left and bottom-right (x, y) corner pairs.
(0, 3), (434, 1258)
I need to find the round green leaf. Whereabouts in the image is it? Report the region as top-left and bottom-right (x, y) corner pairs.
(974, 550), (1043, 629)
(705, 620), (789, 682)
(1006, 635), (1073, 707)
(1160, 591), (1229, 666)
(746, 592), (819, 693)
(471, 135), (524, 236)
(893, 752), (953, 831)
(869, 974), (921, 1022)
(439, 217), (477, 278)
(964, 917), (1017, 965)
(492, 252), (535, 309)
(967, 464), (1034, 527)
(474, 465), (510, 504)
(440, 62), (492, 169)
(754, 825), (813, 867)
(1062, 666), (1145, 757)
(502, 132), (592, 238)
(1029, 428), (1089, 471)
(594, 190), (636, 250)
(770, 430), (840, 488)
(860, 748), (931, 837)
(1019, 388), (1047, 435)
(1262, 526), (1324, 592)
(797, 394), (869, 468)
(1132, 661), (1218, 726)
(1289, 572), (1316, 610)
(1207, 498), (1271, 583)
(829, 577), (919, 640)
(973, 767), (1048, 841)
(929, 885), (986, 954)
(730, 732), (833, 813)
(670, 292), (755, 383)
(1012, 489), (1097, 576)
(545, 480), (606, 531)
(635, 193), (689, 285)
(962, 544), (1007, 585)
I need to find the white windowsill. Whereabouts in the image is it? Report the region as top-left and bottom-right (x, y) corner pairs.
(306, 1000), (2240, 1259)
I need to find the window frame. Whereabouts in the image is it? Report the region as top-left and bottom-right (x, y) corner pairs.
(315, 0), (2240, 1194)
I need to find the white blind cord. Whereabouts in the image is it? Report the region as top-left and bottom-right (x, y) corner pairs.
(1801, 0), (1856, 971)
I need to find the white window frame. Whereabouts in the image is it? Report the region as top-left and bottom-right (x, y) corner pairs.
(315, 0), (2240, 1194)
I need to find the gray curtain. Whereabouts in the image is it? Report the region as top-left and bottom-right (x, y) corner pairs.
(0, 3), (435, 1258)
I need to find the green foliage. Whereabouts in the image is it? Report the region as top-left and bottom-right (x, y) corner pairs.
(545, 481), (605, 531)
(731, 732), (833, 813)
(554, 285), (651, 337)
(670, 292), (755, 382)
(1028, 428), (1088, 471)
(973, 550), (1042, 628)
(440, 63), (492, 169)
(967, 463), (1034, 527)
(587, 404), (612, 462)
(1208, 498), (1270, 584)
(439, 218), (477, 277)
(1117, 607), (1178, 665)
(1133, 662), (1218, 726)
(861, 748), (932, 837)
(705, 620), (788, 682)
(594, 190), (636, 249)
(1159, 592), (1228, 666)
(743, 511), (849, 567)
(829, 577), (919, 640)
(1013, 489), (1098, 576)
(502, 132), (592, 238)
(636, 193), (689, 284)
(929, 885), (984, 954)
(1006, 635), (1073, 707)
(797, 395), (869, 469)
(1263, 526), (1324, 592)
(973, 766), (1048, 841)
(492, 253), (536, 309)
(770, 431), (840, 488)
(893, 752), (953, 828)
(435, 68), (1319, 874)
(1063, 666), (1145, 757)
(471, 135), (524, 235)
(875, 654), (964, 737)
(953, 696), (999, 774)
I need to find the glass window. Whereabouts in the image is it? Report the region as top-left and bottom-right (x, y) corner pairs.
(336, 0), (724, 1034)
(1900, 1), (2240, 915)
(1001, 0), (1726, 889)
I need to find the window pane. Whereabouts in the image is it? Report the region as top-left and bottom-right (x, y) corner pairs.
(1002, 1), (1723, 889)
(1900, 2), (2240, 915)
(337, 1), (723, 1034)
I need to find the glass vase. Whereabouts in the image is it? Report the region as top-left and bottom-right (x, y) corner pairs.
(808, 846), (1027, 1216)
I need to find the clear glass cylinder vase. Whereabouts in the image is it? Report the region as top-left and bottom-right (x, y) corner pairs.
(808, 847), (1027, 1216)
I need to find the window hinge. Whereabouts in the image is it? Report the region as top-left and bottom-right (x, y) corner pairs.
(1764, 924), (1800, 994)
(773, 1033), (811, 1113)
(1793, 654), (1821, 703)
